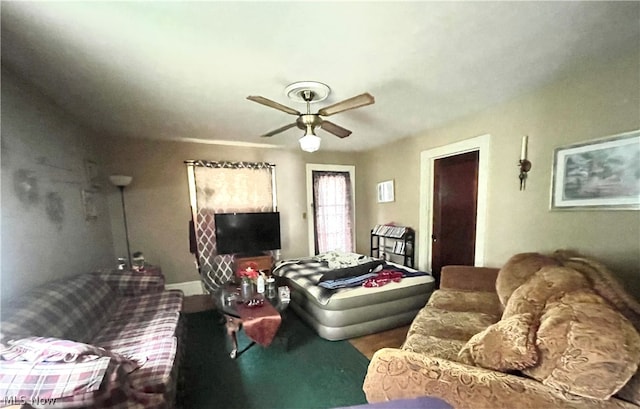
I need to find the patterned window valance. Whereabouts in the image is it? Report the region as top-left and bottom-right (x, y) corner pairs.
(185, 160), (275, 170)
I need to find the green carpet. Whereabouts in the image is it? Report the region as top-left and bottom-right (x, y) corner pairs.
(178, 309), (370, 409)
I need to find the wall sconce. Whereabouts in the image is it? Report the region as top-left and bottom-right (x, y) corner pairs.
(109, 174), (133, 268)
(518, 135), (532, 190)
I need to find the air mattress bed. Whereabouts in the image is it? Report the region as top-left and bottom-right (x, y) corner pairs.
(273, 253), (435, 340)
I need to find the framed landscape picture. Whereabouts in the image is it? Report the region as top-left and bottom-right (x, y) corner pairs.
(551, 130), (640, 210)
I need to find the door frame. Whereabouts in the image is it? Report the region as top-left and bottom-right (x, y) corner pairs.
(418, 134), (490, 271)
(305, 164), (356, 256)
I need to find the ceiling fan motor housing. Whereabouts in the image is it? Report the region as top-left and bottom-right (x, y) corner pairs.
(297, 114), (322, 130)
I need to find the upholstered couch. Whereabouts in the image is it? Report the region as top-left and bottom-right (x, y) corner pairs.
(0, 268), (184, 408)
(363, 251), (640, 409)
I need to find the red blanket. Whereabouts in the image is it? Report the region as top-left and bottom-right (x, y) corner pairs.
(362, 270), (404, 288)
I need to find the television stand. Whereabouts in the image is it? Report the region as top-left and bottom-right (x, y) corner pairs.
(235, 253), (274, 275)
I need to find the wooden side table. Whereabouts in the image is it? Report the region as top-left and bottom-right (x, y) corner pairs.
(213, 278), (290, 359)
(235, 254), (273, 276)
(218, 292), (289, 359)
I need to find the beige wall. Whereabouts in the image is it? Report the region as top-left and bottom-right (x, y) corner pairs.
(4, 50), (638, 299)
(98, 138), (356, 284)
(356, 52), (640, 296)
(1, 68), (115, 304)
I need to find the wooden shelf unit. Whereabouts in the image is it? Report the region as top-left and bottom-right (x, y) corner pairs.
(370, 225), (415, 268)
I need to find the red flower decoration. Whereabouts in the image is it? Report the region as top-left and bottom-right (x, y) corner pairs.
(240, 263), (259, 280)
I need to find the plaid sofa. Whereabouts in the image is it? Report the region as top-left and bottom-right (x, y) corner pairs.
(0, 269), (184, 409)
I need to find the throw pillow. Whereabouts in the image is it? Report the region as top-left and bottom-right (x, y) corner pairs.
(318, 260), (384, 282)
(557, 254), (640, 331)
(523, 290), (640, 400)
(495, 252), (559, 307)
(458, 312), (538, 372)
(501, 266), (590, 319)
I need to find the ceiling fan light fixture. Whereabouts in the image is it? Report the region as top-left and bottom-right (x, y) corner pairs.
(248, 82), (374, 146)
(299, 130), (321, 153)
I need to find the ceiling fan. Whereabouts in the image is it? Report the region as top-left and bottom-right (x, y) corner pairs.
(247, 81), (375, 152)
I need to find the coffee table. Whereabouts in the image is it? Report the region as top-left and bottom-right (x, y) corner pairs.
(214, 282), (290, 359)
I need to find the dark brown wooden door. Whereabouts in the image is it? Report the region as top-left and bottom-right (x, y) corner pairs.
(431, 151), (479, 285)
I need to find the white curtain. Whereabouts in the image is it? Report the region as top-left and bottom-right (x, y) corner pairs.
(313, 171), (353, 254)
(187, 161), (275, 292)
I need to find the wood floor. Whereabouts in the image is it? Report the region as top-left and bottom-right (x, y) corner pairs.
(182, 295), (408, 359)
(348, 324), (409, 359)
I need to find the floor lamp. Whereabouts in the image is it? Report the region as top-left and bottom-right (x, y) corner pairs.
(109, 175), (133, 268)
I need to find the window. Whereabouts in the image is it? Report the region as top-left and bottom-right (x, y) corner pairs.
(306, 164), (355, 255)
(186, 160), (276, 292)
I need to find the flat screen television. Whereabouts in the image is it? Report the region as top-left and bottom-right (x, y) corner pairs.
(214, 212), (281, 255)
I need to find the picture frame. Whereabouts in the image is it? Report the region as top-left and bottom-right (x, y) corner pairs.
(82, 189), (98, 220)
(377, 180), (395, 203)
(551, 130), (640, 210)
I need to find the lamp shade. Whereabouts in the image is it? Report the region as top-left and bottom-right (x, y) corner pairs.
(299, 134), (321, 153)
(109, 175), (133, 187)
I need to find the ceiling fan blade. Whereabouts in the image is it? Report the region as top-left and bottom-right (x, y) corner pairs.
(320, 120), (352, 138)
(318, 93), (375, 116)
(247, 96), (301, 116)
(261, 122), (298, 137)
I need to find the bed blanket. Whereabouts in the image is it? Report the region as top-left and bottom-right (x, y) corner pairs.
(273, 255), (429, 305)
(273, 258), (350, 305)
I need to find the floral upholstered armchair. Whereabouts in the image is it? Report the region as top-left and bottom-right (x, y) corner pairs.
(363, 251), (640, 409)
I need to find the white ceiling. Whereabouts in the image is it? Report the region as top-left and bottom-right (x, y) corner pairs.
(2, 2), (639, 152)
